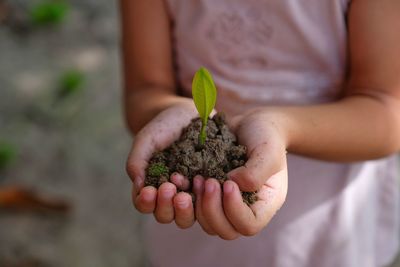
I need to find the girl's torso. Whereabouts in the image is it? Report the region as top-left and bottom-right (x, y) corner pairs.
(144, 1), (400, 266)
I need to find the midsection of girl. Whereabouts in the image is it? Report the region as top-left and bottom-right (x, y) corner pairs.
(120, 0), (400, 266)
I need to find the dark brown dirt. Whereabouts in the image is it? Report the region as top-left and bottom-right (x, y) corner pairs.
(145, 113), (257, 205)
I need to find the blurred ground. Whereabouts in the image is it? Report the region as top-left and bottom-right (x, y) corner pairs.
(0, 0), (145, 266)
(0, 1), (399, 267)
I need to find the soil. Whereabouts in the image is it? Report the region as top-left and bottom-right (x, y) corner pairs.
(145, 113), (257, 205)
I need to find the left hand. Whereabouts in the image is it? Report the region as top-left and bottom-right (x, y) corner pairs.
(194, 109), (289, 240)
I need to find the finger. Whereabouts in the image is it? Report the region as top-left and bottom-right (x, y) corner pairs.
(173, 192), (195, 229)
(126, 128), (163, 184)
(133, 186), (157, 214)
(228, 142), (285, 192)
(126, 104), (199, 211)
(133, 178), (144, 197)
(223, 174), (287, 236)
(125, 134), (160, 187)
(126, 108), (195, 186)
(129, 102), (199, 162)
(154, 183), (176, 224)
(193, 176), (216, 236)
(126, 153), (146, 195)
(170, 172), (191, 191)
(223, 181), (261, 236)
(202, 179), (240, 240)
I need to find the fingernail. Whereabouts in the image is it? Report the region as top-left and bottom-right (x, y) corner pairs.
(163, 189), (175, 199)
(205, 181), (215, 194)
(171, 173), (182, 187)
(224, 182), (234, 194)
(177, 200), (189, 209)
(143, 193), (153, 202)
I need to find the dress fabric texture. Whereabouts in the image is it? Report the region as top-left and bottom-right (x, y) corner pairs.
(144, 1), (400, 266)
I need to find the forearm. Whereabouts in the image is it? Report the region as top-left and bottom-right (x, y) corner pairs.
(262, 94), (400, 162)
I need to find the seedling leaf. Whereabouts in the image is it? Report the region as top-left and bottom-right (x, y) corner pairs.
(192, 67), (217, 145)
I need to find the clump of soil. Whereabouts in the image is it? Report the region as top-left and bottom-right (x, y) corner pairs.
(145, 113), (257, 205)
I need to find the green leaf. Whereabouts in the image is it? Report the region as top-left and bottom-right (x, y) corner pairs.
(192, 67), (217, 145)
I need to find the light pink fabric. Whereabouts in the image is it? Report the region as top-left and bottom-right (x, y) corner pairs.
(144, 1), (400, 266)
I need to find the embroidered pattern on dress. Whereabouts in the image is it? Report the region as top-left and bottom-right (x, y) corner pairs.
(205, 1), (273, 69)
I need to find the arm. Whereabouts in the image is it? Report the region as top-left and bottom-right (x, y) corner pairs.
(267, 0), (400, 161)
(120, 0), (194, 134)
(221, 0), (400, 193)
(121, 0), (197, 229)
(197, 0), (400, 239)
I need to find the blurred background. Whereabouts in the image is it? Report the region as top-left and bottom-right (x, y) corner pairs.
(0, 1), (399, 267)
(0, 0), (145, 266)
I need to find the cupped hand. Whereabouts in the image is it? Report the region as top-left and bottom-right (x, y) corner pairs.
(195, 109), (289, 239)
(126, 100), (199, 229)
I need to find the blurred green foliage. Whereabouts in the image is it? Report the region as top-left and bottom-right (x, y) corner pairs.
(58, 69), (85, 99)
(0, 141), (17, 170)
(30, 0), (69, 26)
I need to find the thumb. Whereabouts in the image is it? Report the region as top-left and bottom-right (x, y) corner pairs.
(227, 141), (286, 192)
(126, 104), (197, 191)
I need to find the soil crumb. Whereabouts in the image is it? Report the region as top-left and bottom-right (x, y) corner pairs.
(145, 113), (257, 205)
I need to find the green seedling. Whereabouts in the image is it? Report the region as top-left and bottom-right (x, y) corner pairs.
(30, 0), (69, 26)
(192, 67), (217, 146)
(0, 141), (17, 170)
(57, 69), (85, 99)
(148, 163), (169, 177)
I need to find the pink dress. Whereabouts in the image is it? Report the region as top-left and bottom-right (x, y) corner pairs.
(144, 1), (400, 266)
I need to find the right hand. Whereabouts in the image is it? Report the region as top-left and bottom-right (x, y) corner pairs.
(126, 100), (199, 229)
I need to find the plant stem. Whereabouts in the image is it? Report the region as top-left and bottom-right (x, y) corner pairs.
(199, 123), (207, 146)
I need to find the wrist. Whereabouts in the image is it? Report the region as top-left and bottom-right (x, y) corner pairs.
(250, 107), (296, 151)
(126, 88), (194, 134)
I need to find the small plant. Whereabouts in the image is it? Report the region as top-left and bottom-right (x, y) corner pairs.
(30, 0), (69, 26)
(145, 68), (255, 204)
(192, 67), (217, 146)
(147, 163), (169, 177)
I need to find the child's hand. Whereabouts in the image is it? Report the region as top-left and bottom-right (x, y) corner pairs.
(126, 101), (199, 229)
(195, 110), (288, 239)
